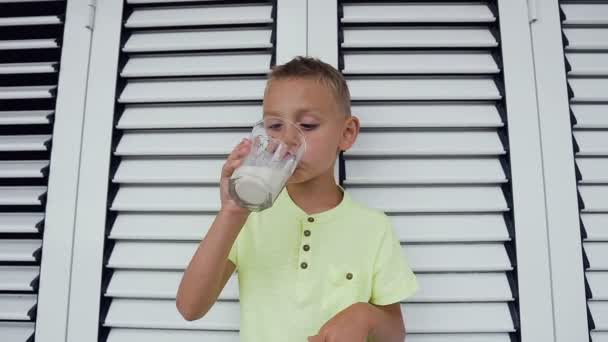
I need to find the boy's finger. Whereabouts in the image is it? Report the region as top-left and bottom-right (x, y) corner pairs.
(227, 139), (251, 162)
(307, 335), (323, 342)
(221, 159), (242, 178)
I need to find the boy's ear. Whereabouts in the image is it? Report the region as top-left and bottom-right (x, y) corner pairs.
(338, 115), (360, 152)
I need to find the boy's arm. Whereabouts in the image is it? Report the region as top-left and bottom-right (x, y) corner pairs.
(363, 302), (406, 342)
(308, 302), (405, 342)
(176, 138), (252, 321)
(176, 209), (247, 321)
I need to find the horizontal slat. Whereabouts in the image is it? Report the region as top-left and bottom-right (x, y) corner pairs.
(353, 102), (502, 128)
(592, 331), (608, 341)
(118, 103), (261, 129)
(0, 39), (58, 50)
(342, 3), (495, 23)
(125, 4), (272, 27)
(0, 86), (56, 99)
(107, 270), (511, 303)
(345, 157), (506, 185)
(572, 104), (608, 129)
(343, 27), (498, 48)
(407, 303), (514, 333)
(348, 78), (501, 101)
(106, 240), (511, 272)
(104, 299), (239, 330)
(0, 16), (61, 26)
(579, 185), (608, 212)
(590, 301), (608, 331)
(0, 212), (43, 234)
(105, 329), (512, 342)
(107, 241), (195, 270)
(0, 135), (50, 152)
(0, 266), (38, 291)
(114, 157), (223, 184)
(348, 131), (504, 157)
(569, 78), (608, 102)
(0, 240), (41, 262)
(562, 4), (608, 25)
(588, 272), (608, 300)
(111, 185), (219, 212)
(575, 131), (608, 156)
(0, 62), (57, 74)
(407, 334), (511, 342)
(0, 321), (34, 342)
(567, 53), (608, 76)
(344, 51), (499, 74)
(123, 28), (272, 53)
(0, 186), (46, 205)
(578, 158), (608, 184)
(0, 160), (47, 178)
(564, 28), (608, 51)
(348, 185), (508, 213)
(104, 299), (514, 333)
(412, 273), (512, 302)
(110, 212), (214, 241)
(115, 131), (244, 156)
(406, 243), (511, 272)
(127, 0), (215, 2)
(0, 110), (52, 125)
(119, 78), (266, 103)
(107, 329), (239, 342)
(390, 213), (509, 243)
(585, 242), (608, 270)
(121, 52), (270, 77)
(0, 294), (36, 320)
(583, 214), (608, 241)
(106, 270), (238, 300)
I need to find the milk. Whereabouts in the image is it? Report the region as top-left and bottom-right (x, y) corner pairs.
(230, 165), (291, 210)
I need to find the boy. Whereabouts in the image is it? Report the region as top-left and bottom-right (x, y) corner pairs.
(176, 56), (417, 341)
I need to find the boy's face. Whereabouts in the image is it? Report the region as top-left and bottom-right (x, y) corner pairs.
(262, 77), (359, 184)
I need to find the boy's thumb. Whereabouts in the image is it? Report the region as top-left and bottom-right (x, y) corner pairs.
(308, 335), (322, 342)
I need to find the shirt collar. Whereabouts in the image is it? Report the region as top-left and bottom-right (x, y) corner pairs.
(274, 184), (353, 224)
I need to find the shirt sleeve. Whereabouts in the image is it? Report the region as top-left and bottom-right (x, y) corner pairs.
(370, 216), (418, 306)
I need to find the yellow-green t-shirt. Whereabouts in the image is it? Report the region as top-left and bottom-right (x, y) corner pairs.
(228, 186), (417, 341)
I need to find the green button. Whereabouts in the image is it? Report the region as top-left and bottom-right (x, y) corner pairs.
(303, 245), (310, 252)
(346, 272), (353, 280)
(300, 262), (308, 269)
(304, 230), (311, 237)
(307, 217), (315, 223)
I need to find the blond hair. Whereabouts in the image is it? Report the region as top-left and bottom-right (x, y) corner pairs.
(266, 56), (351, 116)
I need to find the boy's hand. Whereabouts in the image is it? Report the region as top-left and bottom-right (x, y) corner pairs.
(220, 138), (252, 216)
(308, 303), (370, 342)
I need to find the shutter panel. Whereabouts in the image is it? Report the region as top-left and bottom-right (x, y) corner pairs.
(561, 2), (608, 341)
(339, 1), (520, 340)
(75, 1), (276, 341)
(0, 1), (66, 340)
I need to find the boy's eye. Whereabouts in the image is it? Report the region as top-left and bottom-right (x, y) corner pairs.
(300, 124), (318, 130)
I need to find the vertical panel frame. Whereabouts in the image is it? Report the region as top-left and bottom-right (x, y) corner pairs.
(529, 0), (589, 340)
(35, 1), (94, 341)
(497, 0), (556, 340)
(276, 0), (307, 64)
(65, 0), (124, 341)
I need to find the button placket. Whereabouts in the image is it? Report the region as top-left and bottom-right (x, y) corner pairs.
(299, 217), (314, 270)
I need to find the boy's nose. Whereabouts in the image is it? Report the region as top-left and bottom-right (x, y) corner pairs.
(282, 124), (304, 150)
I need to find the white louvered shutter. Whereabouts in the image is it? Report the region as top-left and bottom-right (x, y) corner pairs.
(561, 2), (608, 341)
(0, 1), (66, 340)
(66, 1), (276, 341)
(338, 2), (524, 341)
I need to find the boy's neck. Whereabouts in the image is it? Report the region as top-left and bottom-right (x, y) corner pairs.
(286, 170), (343, 216)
